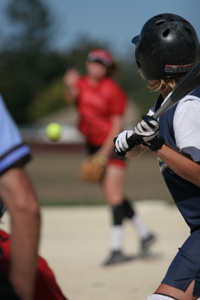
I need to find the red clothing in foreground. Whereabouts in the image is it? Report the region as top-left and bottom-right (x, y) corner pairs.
(0, 229), (68, 300)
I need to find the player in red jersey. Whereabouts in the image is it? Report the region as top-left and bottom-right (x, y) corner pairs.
(64, 48), (156, 266)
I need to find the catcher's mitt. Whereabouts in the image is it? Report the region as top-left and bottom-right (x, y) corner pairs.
(79, 154), (108, 182)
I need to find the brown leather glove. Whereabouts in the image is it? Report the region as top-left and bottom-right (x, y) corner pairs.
(79, 154), (108, 182)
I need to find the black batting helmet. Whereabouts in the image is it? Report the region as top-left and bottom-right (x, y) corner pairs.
(132, 13), (200, 80)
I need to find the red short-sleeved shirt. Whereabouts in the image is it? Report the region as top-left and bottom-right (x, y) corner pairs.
(76, 76), (127, 145)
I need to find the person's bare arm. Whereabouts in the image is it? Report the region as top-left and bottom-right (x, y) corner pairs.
(63, 69), (80, 103)
(155, 144), (200, 187)
(121, 136), (200, 187)
(0, 167), (41, 300)
(114, 114), (200, 186)
(125, 115), (200, 185)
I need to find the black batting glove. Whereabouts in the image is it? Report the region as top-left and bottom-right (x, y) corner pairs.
(143, 136), (165, 151)
(134, 114), (165, 151)
(114, 130), (140, 153)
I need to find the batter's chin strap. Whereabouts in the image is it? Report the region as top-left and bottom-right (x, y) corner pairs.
(147, 294), (178, 300)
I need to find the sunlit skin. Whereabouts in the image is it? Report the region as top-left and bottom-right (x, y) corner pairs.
(0, 167), (41, 300)
(63, 61), (108, 100)
(85, 61), (108, 83)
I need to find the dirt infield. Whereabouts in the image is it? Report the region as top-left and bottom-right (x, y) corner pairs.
(1, 200), (189, 300)
(1, 148), (188, 299)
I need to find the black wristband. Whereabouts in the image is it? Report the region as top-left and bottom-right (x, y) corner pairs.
(144, 136), (165, 151)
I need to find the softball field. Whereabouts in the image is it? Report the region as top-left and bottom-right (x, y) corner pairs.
(1, 201), (189, 300)
(0, 150), (189, 300)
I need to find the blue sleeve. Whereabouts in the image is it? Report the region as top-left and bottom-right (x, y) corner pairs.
(0, 94), (31, 175)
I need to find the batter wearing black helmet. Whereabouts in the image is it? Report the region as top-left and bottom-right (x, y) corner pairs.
(115, 13), (200, 300)
(132, 13), (199, 80)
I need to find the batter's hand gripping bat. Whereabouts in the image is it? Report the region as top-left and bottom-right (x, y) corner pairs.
(114, 61), (200, 157)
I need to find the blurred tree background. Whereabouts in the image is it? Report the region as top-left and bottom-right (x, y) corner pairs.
(0, 0), (159, 125)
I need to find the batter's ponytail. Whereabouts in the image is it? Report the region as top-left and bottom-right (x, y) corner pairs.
(148, 78), (183, 95)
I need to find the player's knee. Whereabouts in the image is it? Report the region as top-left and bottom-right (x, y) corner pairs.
(147, 294), (178, 300)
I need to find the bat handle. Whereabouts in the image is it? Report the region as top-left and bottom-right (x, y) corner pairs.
(114, 133), (139, 158)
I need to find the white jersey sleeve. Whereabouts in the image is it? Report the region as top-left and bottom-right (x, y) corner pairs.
(0, 94), (31, 175)
(174, 96), (200, 162)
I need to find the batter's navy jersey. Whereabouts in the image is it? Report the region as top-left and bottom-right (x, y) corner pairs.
(0, 94), (31, 176)
(149, 86), (200, 233)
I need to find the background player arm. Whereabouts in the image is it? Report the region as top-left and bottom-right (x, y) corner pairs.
(98, 115), (124, 158)
(63, 68), (80, 103)
(0, 167), (41, 300)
